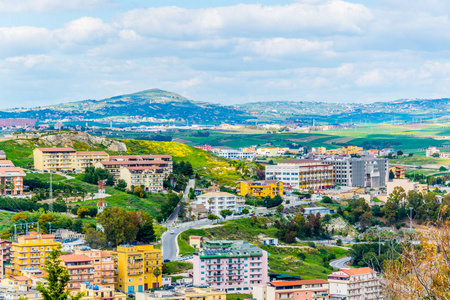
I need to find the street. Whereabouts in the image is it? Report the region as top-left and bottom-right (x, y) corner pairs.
(330, 256), (352, 269)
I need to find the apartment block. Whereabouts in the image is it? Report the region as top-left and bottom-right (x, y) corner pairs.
(236, 180), (283, 199)
(193, 240), (269, 293)
(74, 249), (116, 289)
(0, 160), (25, 196)
(265, 159), (334, 191)
(328, 267), (382, 300)
(217, 150), (255, 160)
(119, 166), (164, 192)
(112, 245), (162, 294)
(0, 151), (6, 160)
(136, 287), (226, 300)
(109, 155), (172, 173)
(194, 192), (245, 216)
(0, 240), (12, 278)
(33, 148), (109, 172)
(389, 165), (405, 179)
(253, 279), (329, 300)
(255, 147), (289, 157)
(322, 157), (389, 188)
(80, 282), (126, 300)
(61, 254), (95, 294)
(5, 232), (61, 277)
(95, 160), (171, 184)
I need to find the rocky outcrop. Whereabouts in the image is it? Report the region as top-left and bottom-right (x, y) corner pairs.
(38, 132), (127, 152)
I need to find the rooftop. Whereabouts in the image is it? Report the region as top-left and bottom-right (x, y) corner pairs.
(278, 159), (320, 164)
(340, 267), (376, 276)
(77, 151), (109, 155)
(37, 147), (76, 153)
(270, 279), (328, 287)
(200, 240), (264, 258)
(197, 192), (236, 197)
(61, 254), (92, 262)
(99, 160), (166, 166)
(0, 167), (25, 175)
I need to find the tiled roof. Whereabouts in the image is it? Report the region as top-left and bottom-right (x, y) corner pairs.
(10, 276), (30, 281)
(0, 167), (25, 175)
(99, 160), (166, 166)
(270, 279), (328, 287)
(341, 267), (376, 276)
(278, 159), (320, 164)
(61, 254), (91, 262)
(77, 151), (108, 155)
(37, 147), (76, 152)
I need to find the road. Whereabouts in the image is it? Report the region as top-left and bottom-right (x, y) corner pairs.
(166, 178), (195, 226)
(330, 256), (352, 269)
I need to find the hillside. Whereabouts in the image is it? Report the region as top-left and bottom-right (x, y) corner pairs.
(0, 89), (251, 125)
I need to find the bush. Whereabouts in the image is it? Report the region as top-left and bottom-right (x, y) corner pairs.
(307, 242), (316, 248)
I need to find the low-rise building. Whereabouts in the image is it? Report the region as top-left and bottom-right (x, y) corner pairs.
(189, 236), (204, 250)
(119, 166), (164, 192)
(236, 180), (283, 199)
(95, 160), (171, 184)
(255, 147), (289, 157)
(193, 240), (269, 293)
(253, 279), (329, 300)
(260, 238), (278, 246)
(75, 151), (110, 171)
(33, 148), (110, 172)
(389, 165), (406, 179)
(387, 178), (429, 196)
(0, 151), (6, 160)
(217, 150), (255, 160)
(303, 207), (334, 216)
(136, 287), (226, 300)
(73, 249), (116, 289)
(425, 146), (440, 157)
(0, 159), (25, 196)
(80, 282), (126, 300)
(113, 245), (162, 294)
(328, 267), (381, 300)
(61, 254), (95, 295)
(194, 145), (212, 152)
(194, 192), (245, 216)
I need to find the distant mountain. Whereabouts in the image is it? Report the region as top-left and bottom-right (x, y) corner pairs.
(1, 89), (449, 125)
(0, 89), (251, 125)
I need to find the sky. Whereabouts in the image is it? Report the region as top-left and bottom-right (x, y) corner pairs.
(1, 0), (450, 108)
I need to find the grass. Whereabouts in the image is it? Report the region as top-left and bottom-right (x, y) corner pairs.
(25, 172), (67, 182)
(226, 294), (253, 300)
(0, 212), (14, 231)
(163, 261), (193, 275)
(178, 234), (197, 256)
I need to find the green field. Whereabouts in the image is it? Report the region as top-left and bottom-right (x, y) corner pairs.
(0, 212), (14, 231)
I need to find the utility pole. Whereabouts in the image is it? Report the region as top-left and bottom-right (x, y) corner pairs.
(377, 227), (381, 256)
(409, 207), (413, 234)
(49, 172), (53, 212)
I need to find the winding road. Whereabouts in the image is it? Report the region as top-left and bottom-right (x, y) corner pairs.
(330, 256), (352, 269)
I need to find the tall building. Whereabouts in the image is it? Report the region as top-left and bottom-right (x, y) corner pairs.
(0, 160), (25, 196)
(119, 166), (164, 192)
(61, 254), (95, 295)
(193, 192), (245, 216)
(322, 157), (389, 188)
(112, 245), (162, 294)
(265, 159), (334, 191)
(0, 240), (12, 278)
(236, 180), (283, 199)
(328, 267), (382, 300)
(5, 232), (61, 277)
(74, 249), (116, 289)
(253, 279), (329, 300)
(193, 240), (269, 293)
(33, 148), (109, 172)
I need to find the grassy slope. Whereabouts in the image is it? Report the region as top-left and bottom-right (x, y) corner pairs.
(179, 218), (347, 280)
(0, 212), (14, 231)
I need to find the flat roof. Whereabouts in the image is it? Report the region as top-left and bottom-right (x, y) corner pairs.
(278, 159), (321, 164)
(99, 160), (166, 166)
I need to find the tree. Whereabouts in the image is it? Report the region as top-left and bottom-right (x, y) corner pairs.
(276, 204), (284, 214)
(389, 170), (395, 180)
(382, 200), (398, 225)
(188, 206), (193, 221)
(360, 211), (372, 231)
(322, 196), (333, 203)
(13, 212), (27, 223)
(136, 222), (155, 243)
(207, 199), (213, 214)
(37, 248), (84, 300)
(153, 267), (161, 279)
(207, 214), (219, 222)
(396, 150), (403, 156)
(439, 166), (447, 172)
(242, 208), (249, 214)
(77, 207), (90, 218)
(220, 209), (233, 219)
(432, 152), (440, 158)
(116, 179), (127, 191)
(97, 207), (139, 246)
(85, 228), (107, 249)
(72, 219), (83, 233)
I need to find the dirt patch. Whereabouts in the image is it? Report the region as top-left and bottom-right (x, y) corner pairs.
(324, 137), (356, 144)
(172, 138), (192, 144)
(287, 136), (323, 142)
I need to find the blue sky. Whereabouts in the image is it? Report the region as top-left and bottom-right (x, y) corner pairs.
(1, 0), (450, 108)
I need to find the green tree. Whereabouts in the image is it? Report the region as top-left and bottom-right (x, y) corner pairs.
(241, 208), (249, 214)
(116, 179), (127, 191)
(389, 170), (395, 180)
(276, 204), (284, 213)
(432, 153), (440, 158)
(439, 166), (447, 172)
(220, 209), (233, 219)
(72, 219), (83, 233)
(153, 267), (161, 279)
(207, 214), (219, 222)
(136, 222), (155, 243)
(382, 200), (399, 225)
(77, 207), (90, 218)
(37, 248), (84, 300)
(85, 228), (107, 249)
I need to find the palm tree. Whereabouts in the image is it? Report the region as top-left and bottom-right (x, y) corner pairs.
(0, 184), (4, 195)
(208, 198), (213, 214)
(8, 183), (15, 193)
(188, 206), (193, 221)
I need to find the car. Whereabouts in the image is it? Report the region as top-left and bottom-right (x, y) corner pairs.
(163, 259), (171, 263)
(170, 230), (175, 234)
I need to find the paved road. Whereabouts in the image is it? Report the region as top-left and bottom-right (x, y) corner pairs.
(330, 256), (352, 269)
(166, 179), (195, 226)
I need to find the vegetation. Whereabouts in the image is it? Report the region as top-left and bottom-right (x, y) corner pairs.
(163, 261), (193, 275)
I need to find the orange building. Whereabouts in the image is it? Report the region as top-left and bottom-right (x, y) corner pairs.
(61, 254), (95, 295)
(0, 160), (25, 196)
(74, 249), (116, 289)
(390, 165), (406, 179)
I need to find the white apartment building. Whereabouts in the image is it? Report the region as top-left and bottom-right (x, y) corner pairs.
(425, 146), (439, 157)
(328, 267), (382, 300)
(255, 147), (289, 157)
(217, 150), (255, 160)
(194, 192), (245, 216)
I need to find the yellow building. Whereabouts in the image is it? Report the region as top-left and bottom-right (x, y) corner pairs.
(119, 166), (164, 192)
(33, 148), (109, 172)
(5, 232), (61, 277)
(342, 146), (364, 155)
(112, 245), (162, 294)
(236, 180), (283, 198)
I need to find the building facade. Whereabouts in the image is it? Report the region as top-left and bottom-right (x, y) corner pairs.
(0, 240), (12, 278)
(236, 180), (283, 199)
(216, 150), (255, 160)
(328, 267), (382, 300)
(74, 249), (116, 289)
(0, 160), (25, 196)
(136, 287), (226, 300)
(193, 240), (269, 293)
(265, 159), (334, 191)
(33, 148), (109, 172)
(322, 157), (389, 188)
(253, 280), (329, 300)
(61, 254), (95, 294)
(95, 160), (171, 184)
(194, 192), (245, 216)
(113, 245), (162, 294)
(119, 166), (164, 192)
(5, 233), (61, 277)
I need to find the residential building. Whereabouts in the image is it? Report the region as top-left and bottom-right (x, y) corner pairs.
(194, 145), (212, 152)
(5, 232), (61, 277)
(311, 147), (327, 154)
(109, 155), (173, 173)
(322, 157), (389, 188)
(113, 244), (162, 294)
(303, 207), (334, 216)
(61, 254), (95, 294)
(328, 267), (382, 300)
(194, 192), (245, 216)
(0, 240), (12, 278)
(95, 160), (171, 184)
(253, 279), (329, 300)
(265, 159), (334, 191)
(255, 147), (289, 157)
(389, 165), (405, 179)
(260, 238), (278, 246)
(189, 236), (204, 249)
(73, 250), (116, 289)
(119, 166), (164, 192)
(342, 146), (363, 155)
(33, 148), (109, 172)
(193, 240), (269, 293)
(217, 149), (255, 160)
(0, 151), (5, 160)
(80, 282), (126, 300)
(136, 287), (226, 300)
(236, 180), (283, 199)
(425, 146), (440, 157)
(387, 178), (429, 196)
(0, 159), (25, 196)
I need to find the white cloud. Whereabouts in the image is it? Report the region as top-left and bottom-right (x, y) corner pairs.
(0, 0), (107, 13)
(0, 26), (54, 57)
(236, 38), (333, 57)
(55, 17), (113, 46)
